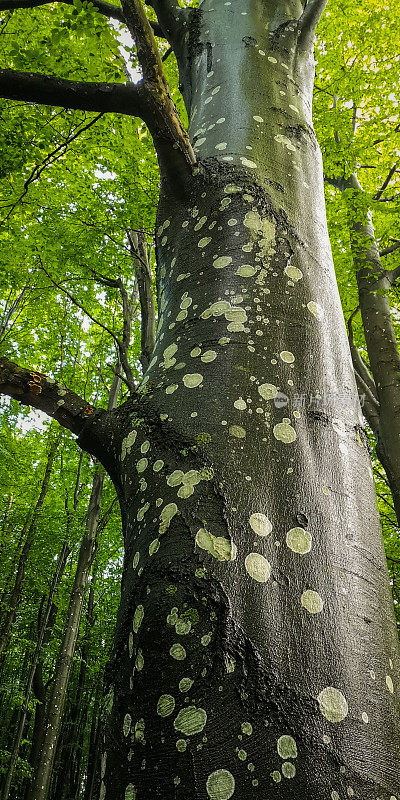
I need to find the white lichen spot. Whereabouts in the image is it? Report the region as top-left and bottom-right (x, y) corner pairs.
(240, 157), (257, 169)
(249, 513), (272, 537)
(273, 419), (296, 443)
(176, 739), (187, 751)
(174, 706), (207, 735)
(277, 735), (297, 759)
(166, 384), (178, 395)
(268, 56), (277, 63)
(170, 643), (186, 660)
(163, 343), (178, 368)
(159, 502), (178, 533)
(236, 265), (256, 277)
(153, 460), (164, 472)
(135, 649), (144, 671)
(386, 675), (394, 693)
(215, 142), (228, 150)
(123, 714), (131, 737)
(121, 430), (137, 460)
(286, 527), (312, 554)
(229, 425), (246, 438)
(179, 677), (194, 692)
(271, 771), (281, 783)
(244, 552), (271, 583)
(307, 301), (324, 320)
(284, 265), (303, 282)
(183, 373), (203, 388)
(301, 589), (323, 613)
(201, 350), (217, 362)
(241, 722), (253, 735)
(206, 769), (235, 800)
(234, 397), (247, 410)
(258, 383), (278, 401)
(198, 237), (212, 248)
(213, 256), (232, 269)
(157, 694), (175, 717)
(282, 762), (296, 778)
(362, 712), (369, 723)
(149, 538), (160, 556)
(317, 687), (348, 722)
(196, 528), (236, 561)
(133, 604), (144, 633)
(253, 115), (264, 122)
(274, 134), (296, 152)
(280, 351), (295, 363)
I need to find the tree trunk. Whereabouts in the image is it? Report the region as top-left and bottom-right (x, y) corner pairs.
(0, 438), (59, 663)
(27, 364), (122, 800)
(54, 578), (96, 800)
(79, 3), (400, 799)
(0, 541), (70, 800)
(343, 173), (400, 525)
(26, 470), (104, 800)
(83, 686), (102, 800)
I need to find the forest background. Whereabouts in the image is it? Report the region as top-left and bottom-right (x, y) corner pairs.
(0, 0), (399, 798)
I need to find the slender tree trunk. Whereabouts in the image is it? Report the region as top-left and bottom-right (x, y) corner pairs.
(79, 4), (400, 799)
(0, 439), (59, 663)
(0, 540), (70, 800)
(27, 369), (122, 800)
(26, 470), (104, 800)
(83, 688), (102, 800)
(343, 172), (400, 525)
(54, 578), (96, 800)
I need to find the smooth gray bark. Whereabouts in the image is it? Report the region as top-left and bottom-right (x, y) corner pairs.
(74, 2), (400, 799)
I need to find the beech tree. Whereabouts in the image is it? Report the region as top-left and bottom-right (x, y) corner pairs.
(0, 1), (400, 800)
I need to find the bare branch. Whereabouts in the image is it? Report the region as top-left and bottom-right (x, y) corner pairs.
(347, 308), (379, 400)
(298, 0), (329, 45)
(0, 113), (103, 227)
(380, 241), (400, 259)
(128, 229), (156, 371)
(0, 357), (102, 436)
(0, 69), (147, 116)
(38, 261), (137, 393)
(373, 163), (399, 201)
(385, 263), (400, 283)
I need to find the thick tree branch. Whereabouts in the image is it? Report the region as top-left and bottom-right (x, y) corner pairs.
(0, 69), (147, 115)
(147, 0), (186, 49)
(298, 0), (328, 45)
(120, 0), (195, 176)
(0, 0), (125, 20)
(0, 357), (102, 435)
